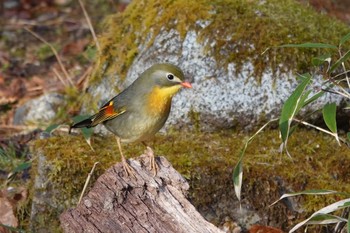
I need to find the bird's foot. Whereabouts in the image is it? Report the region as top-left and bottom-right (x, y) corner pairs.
(121, 156), (136, 178)
(145, 146), (158, 176)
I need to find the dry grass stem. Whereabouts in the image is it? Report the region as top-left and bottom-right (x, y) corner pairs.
(24, 27), (74, 86)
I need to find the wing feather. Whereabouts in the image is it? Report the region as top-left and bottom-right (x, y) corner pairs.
(90, 101), (126, 126)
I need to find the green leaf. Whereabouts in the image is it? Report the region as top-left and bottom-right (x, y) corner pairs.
(347, 132), (350, 141)
(81, 127), (94, 143)
(348, 209), (350, 233)
(302, 91), (324, 107)
(233, 157), (243, 201)
(279, 74), (312, 142)
(307, 214), (347, 225)
(72, 115), (91, 123)
(298, 90), (312, 112)
(329, 50), (350, 73)
(44, 124), (60, 134)
(311, 54), (331, 67)
(279, 43), (337, 49)
(72, 115), (94, 151)
(232, 119), (278, 203)
(290, 198), (350, 232)
(340, 32), (350, 46)
(322, 103), (337, 134)
(271, 189), (338, 206)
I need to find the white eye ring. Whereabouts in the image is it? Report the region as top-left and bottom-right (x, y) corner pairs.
(167, 73), (174, 80)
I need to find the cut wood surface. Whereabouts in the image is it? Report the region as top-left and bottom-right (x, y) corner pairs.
(60, 151), (224, 233)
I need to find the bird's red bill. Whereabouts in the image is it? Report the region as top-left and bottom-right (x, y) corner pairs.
(181, 82), (192, 88)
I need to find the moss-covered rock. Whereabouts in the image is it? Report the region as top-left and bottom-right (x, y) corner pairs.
(27, 129), (350, 232)
(85, 0), (349, 131)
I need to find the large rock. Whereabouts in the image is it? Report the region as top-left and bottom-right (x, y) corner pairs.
(86, 0), (349, 131)
(13, 93), (64, 126)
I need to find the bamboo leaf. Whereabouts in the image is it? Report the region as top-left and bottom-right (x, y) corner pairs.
(290, 199), (350, 232)
(279, 43), (337, 49)
(347, 214), (350, 233)
(279, 74), (312, 142)
(271, 189), (338, 206)
(44, 124), (61, 134)
(322, 103), (337, 134)
(330, 50), (350, 73)
(72, 115), (94, 150)
(311, 54), (331, 66)
(233, 157), (243, 201)
(233, 119), (278, 203)
(340, 32), (350, 46)
(306, 214), (347, 225)
(302, 91), (324, 107)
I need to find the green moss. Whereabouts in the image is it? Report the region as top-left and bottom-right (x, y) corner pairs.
(90, 0), (349, 85)
(188, 109), (201, 132)
(26, 128), (350, 231)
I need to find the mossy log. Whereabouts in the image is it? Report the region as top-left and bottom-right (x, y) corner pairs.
(59, 152), (223, 233)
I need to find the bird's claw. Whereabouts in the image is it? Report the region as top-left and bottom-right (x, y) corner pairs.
(145, 146), (158, 176)
(121, 157), (136, 178)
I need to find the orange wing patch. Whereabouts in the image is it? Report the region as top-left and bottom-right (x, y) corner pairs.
(91, 101), (126, 126)
(105, 101), (115, 115)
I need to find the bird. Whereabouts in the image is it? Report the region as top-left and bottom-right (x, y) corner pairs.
(70, 63), (192, 176)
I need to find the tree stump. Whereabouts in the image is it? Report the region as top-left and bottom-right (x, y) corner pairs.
(60, 150), (223, 233)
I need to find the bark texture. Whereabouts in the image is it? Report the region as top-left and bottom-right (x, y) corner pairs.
(60, 152), (223, 233)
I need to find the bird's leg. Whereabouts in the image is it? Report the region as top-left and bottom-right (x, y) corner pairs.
(116, 137), (135, 177)
(142, 142), (158, 176)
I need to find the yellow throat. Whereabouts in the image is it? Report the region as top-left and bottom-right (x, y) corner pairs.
(147, 85), (182, 115)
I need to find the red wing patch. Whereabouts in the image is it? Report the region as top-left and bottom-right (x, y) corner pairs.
(90, 101), (126, 126)
(105, 101), (115, 115)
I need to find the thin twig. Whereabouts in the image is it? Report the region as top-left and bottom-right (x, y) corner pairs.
(338, 49), (350, 89)
(52, 67), (68, 86)
(27, 86), (43, 92)
(77, 65), (93, 89)
(293, 118), (344, 145)
(24, 27), (74, 86)
(327, 70), (350, 82)
(78, 162), (99, 204)
(78, 0), (101, 53)
(321, 87), (350, 99)
(0, 125), (38, 130)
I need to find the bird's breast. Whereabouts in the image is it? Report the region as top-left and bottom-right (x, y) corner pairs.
(146, 85), (180, 116)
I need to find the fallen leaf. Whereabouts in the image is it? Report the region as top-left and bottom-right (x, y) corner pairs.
(62, 38), (90, 56)
(0, 192), (18, 229)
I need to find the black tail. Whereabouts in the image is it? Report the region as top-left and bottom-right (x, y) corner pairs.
(69, 117), (93, 134)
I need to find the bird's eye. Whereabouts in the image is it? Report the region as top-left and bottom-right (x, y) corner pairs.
(167, 74), (174, 80)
